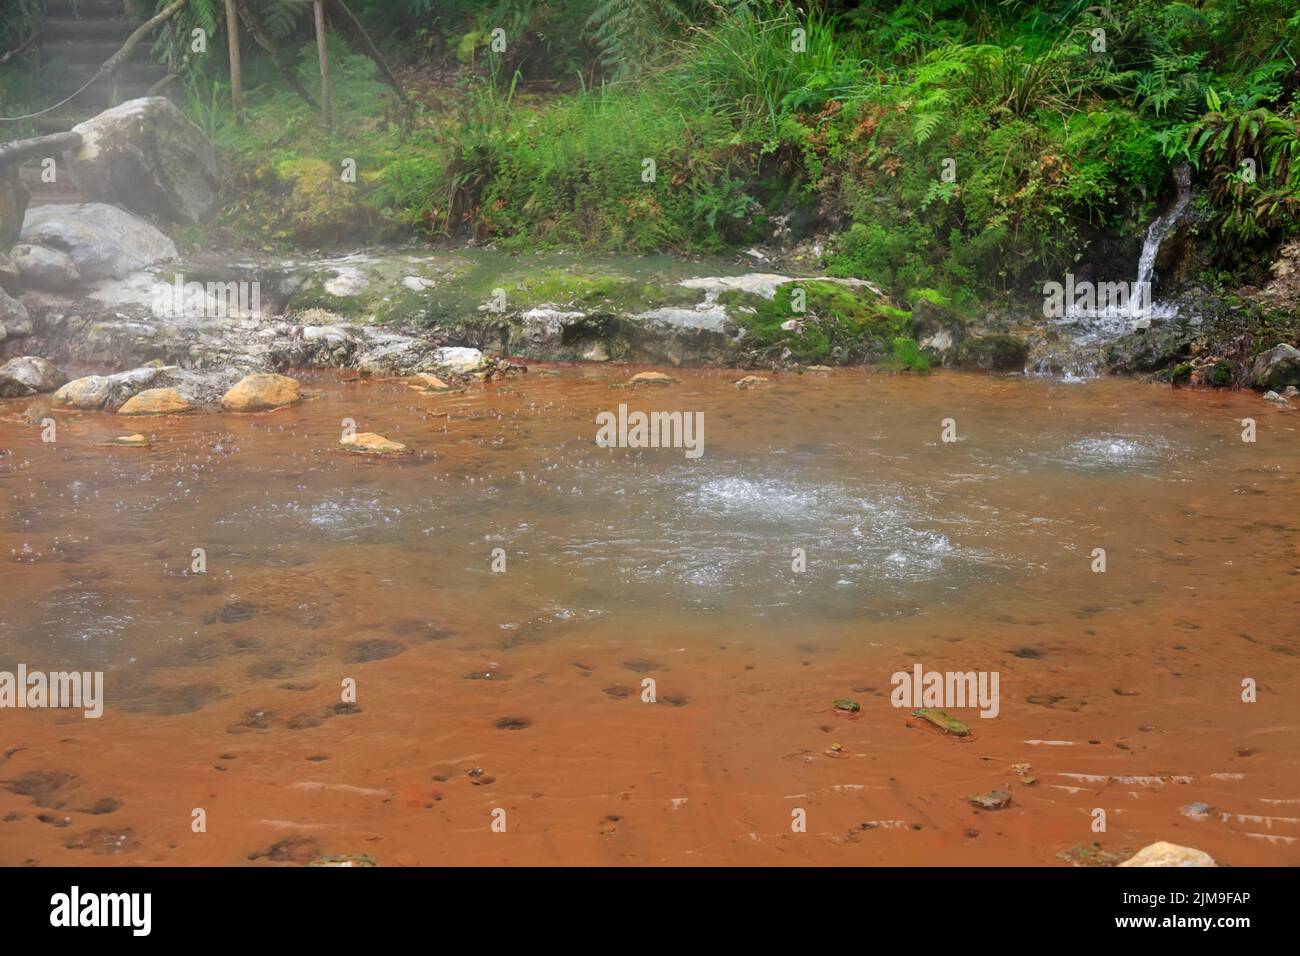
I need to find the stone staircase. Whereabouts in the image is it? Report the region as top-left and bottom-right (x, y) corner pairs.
(23, 0), (172, 207)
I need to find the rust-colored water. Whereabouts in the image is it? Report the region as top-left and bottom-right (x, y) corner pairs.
(1, 366), (1297, 866)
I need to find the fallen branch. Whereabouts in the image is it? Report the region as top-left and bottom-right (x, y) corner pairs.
(0, 131), (83, 168)
(147, 73), (180, 96)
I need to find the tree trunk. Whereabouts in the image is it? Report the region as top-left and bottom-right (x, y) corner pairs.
(313, 1), (331, 132)
(224, 0), (242, 125)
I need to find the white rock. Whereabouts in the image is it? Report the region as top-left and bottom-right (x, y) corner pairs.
(1118, 842), (1217, 867)
(433, 346), (484, 373)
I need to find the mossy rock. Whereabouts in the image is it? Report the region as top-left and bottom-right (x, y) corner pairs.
(912, 708), (971, 736)
(956, 333), (1028, 372)
(503, 268), (704, 314)
(729, 280), (912, 364)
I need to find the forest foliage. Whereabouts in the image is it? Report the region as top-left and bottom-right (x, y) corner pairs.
(2, 0), (1299, 305)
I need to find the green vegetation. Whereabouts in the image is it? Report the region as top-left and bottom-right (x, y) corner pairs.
(3, 0), (1299, 313)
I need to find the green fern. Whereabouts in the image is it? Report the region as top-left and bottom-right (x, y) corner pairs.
(585, 0), (686, 77)
(257, 0), (311, 40)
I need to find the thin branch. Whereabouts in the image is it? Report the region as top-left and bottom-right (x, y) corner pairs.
(327, 0), (413, 111)
(0, 29), (39, 66)
(237, 2), (319, 111)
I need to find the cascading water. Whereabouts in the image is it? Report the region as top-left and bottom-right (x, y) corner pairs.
(1030, 163), (1194, 380)
(1134, 163), (1193, 306)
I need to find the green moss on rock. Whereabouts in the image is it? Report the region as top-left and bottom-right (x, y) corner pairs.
(731, 279), (913, 364)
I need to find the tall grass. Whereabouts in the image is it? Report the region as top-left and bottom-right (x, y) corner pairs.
(668, 1), (869, 136)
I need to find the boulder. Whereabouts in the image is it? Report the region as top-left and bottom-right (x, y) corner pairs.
(0, 251), (20, 293)
(51, 366), (175, 411)
(433, 346), (484, 374)
(958, 334), (1029, 372)
(220, 373), (302, 412)
(1118, 842), (1217, 867)
(355, 331), (444, 377)
(0, 356), (69, 397)
(21, 203), (177, 281)
(118, 387), (192, 415)
(0, 285), (29, 336)
(10, 243), (80, 292)
(0, 165), (28, 248)
(1250, 343), (1300, 390)
(68, 97), (220, 226)
(270, 324), (360, 369)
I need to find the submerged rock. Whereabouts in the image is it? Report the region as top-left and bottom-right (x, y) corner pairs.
(0, 356), (68, 397)
(306, 854), (377, 867)
(1118, 841), (1217, 867)
(628, 371), (676, 385)
(68, 98), (220, 226)
(339, 432), (410, 455)
(101, 434), (150, 447)
(407, 372), (458, 393)
(968, 790), (1012, 810)
(220, 373), (302, 412)
(1058, 843), (1134, 867)
(1180, 802), (1216, 820)
(734, 375), (769, 389)
(118, 387), (192, 415)
(912, 708), (972, 737)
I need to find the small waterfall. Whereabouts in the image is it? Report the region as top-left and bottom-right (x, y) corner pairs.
(1029, 164), (1194, 379)
(1134, 163), (1193, 305)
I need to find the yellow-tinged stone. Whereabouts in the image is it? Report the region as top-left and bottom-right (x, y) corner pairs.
(407, 373), (461, 394)
(102, 434), (150, 447)
(220, 373), (301, 412)
(628, 371), (676, 385)
(734, 375), (769, 389)
(118, 387), (191, 415)
(340, 432), (410, 455)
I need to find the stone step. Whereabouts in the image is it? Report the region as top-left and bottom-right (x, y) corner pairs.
(45, 0), (134, 18)
(41, 81), (163, 117)
(47, 62), (169, 94)
(42, 38), (152, 66)
(41, 17), (140, 41)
